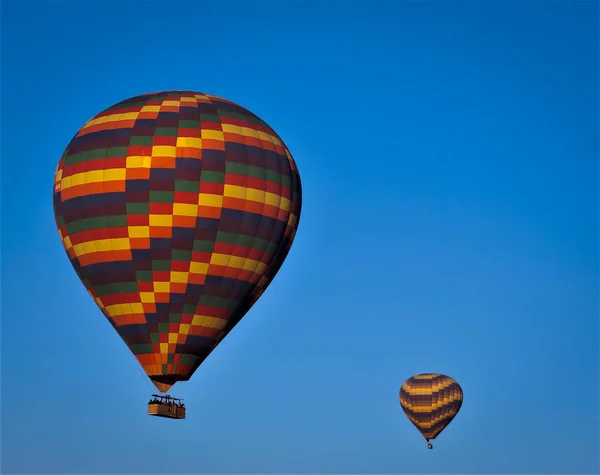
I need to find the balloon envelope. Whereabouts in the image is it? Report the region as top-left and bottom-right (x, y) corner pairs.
(399, 373), (463, 443)
(53, 91), (302, 392)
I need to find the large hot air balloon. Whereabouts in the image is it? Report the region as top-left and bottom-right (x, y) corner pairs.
(53, 91), (302, 417)
(399, 373), (463, 449)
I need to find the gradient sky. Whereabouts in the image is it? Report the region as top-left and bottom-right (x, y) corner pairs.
(1, 1), (598, 474)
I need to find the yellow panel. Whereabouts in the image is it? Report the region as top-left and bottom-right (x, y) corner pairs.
(128, 226), (150, 238)
(110, 238), (131, 251)
(126, 156), (152, 168)
(162, 100), (181, 107)
(151, 146), (177, 157)
(68, 170), (100, 187)
(198, 194), (223, 207)
(257, 131), (274, 144)
(168, 333), (178, 343)
(104, 169), (126, 181)
(83, 112), (139, 128)
(268, 193), (291, 211)
(209, 253), (230, 266)
(245, 188), (266, 203)
(82, 169), (106, 183)
(222, 185), (291, 211)
(414, 374), (438, 380)
(209, 253), (266, 274)
(149, 215), (173, 227)
(179, 324), (191, 335)
(173, 203), (198, 217)
(201, 129), (224, 141)
(105, 304), (124, 317)
(221, 124), (243, 134)
(75, 243), (94, 256)
(80, 244), (98, 254)
(191, 315), (205, 326)
(140, 292), (155, 303)
(242, 259), (260, 272)
(255, 262), (267, 274)
(73, 238), (132, 256)
(118, 112), (140, 122)
(61, 168), (126, 190)
(62, 236), (72, 249)
(106, 302), (144, 317)
(175, 137), (202, 148)
(140, 105), (161, 112)
(223, 184), (246, 200)
(170, 271), (189, 283)
(55, 169), (63, 181)
(90, 240), (110, 252)
(227, 256), (246, 269)
(240, 126), (260, 139)
(218, 124), (280, 145)
(62, 242), (73, 253)
(153, 282), (171, 293)
(191, 315), (227, 330)
(189, 262), (209, 274)
(160, 343), (169, 354)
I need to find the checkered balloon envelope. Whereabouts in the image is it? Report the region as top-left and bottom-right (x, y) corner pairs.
(53, 91), (302, 396)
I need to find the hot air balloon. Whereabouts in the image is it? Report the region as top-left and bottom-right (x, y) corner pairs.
(399, 373), (463, 449)
(53, 91), (302, 418)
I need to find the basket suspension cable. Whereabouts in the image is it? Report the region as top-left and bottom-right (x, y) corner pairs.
(135, 357), (154, 392)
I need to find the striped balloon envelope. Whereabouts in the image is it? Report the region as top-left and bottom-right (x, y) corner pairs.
(53, 91), (302, 394)
(399, 373), (463, 449)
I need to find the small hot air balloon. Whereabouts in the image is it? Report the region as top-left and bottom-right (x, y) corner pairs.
(53, 91), (302, 418)
(399, 373), (463, 449)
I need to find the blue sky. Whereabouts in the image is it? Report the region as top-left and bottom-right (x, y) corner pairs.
(1, 1), (598, 474)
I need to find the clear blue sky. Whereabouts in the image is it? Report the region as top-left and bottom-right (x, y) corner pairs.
(1, 1), (598, 474)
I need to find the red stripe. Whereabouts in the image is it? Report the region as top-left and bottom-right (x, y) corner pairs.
(178, 127), (202, 137)
(199, 182), (223, 194)
(225, 173), (290, 197)
(94, 106), (143, 118)
(212, 242), (269, 262)
(194, 305), (230, 318)
(171, 261), (190, 272)
(127, 215), (149, 225)
(191, 251), (211, 263)
(62, 157), (127, 176)
(152, 271), (170, 281)
(199, 122), (223, 131)
(153, 136), (177, 146)
(70, 226), (130, 245)
(149, 203), (173, 214)
(127, 145), (148, 155)
(174, 191), (198, 204)
(101, 292), (140, 305)
(220, 116), (272, 135)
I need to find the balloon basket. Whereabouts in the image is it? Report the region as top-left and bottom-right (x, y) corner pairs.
(147, 394), (186, 419)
